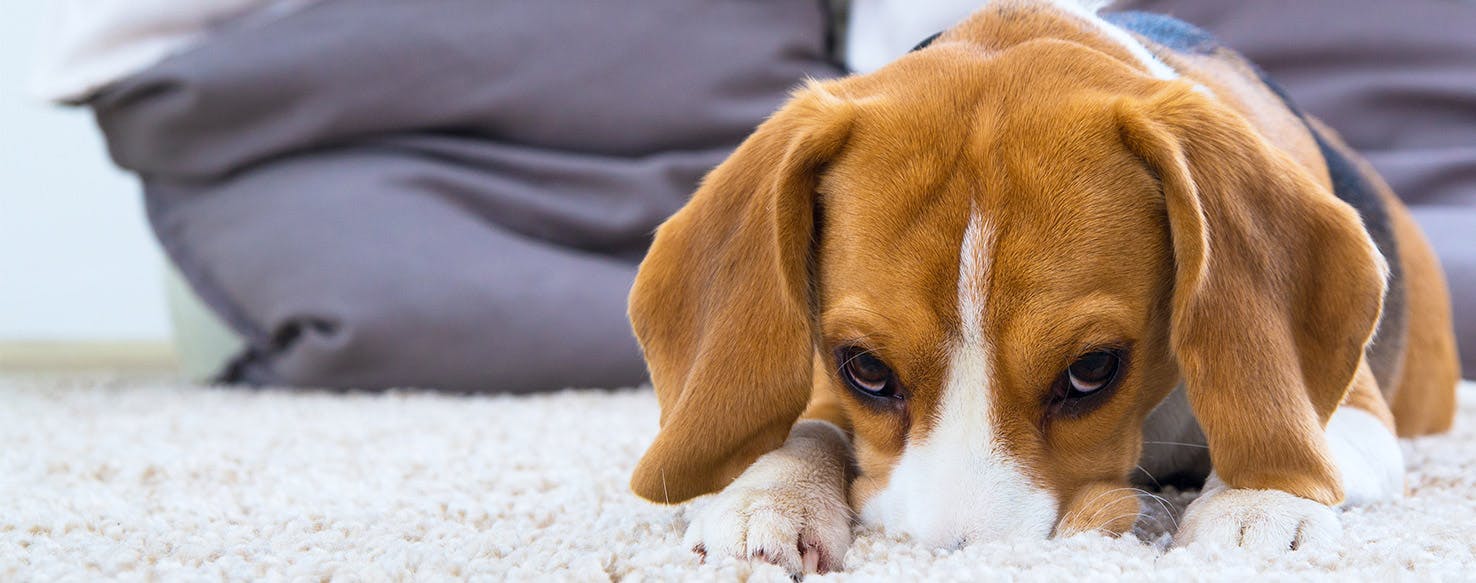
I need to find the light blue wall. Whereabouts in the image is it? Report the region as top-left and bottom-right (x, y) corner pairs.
(0, 4), (170, 342)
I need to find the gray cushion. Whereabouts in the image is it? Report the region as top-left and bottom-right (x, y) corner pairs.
(90, 0), (842, 391)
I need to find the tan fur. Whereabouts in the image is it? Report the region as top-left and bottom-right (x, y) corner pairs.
(801, 354), (854, 432)
(1387, 203), (1463, 435)
(629, 0), (1459, 543)
(1303, 119), (1463, 436)
(1054, 481), (1144, 537)
(627, 87), (856, 502)
(1153, 52), (1328, 183)
(1342, 360), (1397, 432)
(1115, 86), (1389, 506)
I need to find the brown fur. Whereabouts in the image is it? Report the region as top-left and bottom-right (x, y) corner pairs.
(1387, 200), (1463, 435)
(627, 89), (856, 502)
(628, 0), (1459, 538)
(1303, 119), (1463, 435)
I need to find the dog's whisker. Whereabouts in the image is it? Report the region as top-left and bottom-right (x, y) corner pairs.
(1075, 489), (1143, 531)
(1067, 486), (1185, 537)
(1134, 464), (1164, 490)
(834, 344), (895, 378)
(1077, 505), (1150, 538)
(1061, 487), (1136, 531)
(1135, 489), (1181, 533)
(1075, 487), (1143, 514)
(1140, 441), (1209, 449)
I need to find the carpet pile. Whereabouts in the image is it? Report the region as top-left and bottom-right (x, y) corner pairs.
(2, 376), (1473, 580)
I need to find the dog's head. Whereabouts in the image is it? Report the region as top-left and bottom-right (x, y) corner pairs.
(628, 7), (1385, 547)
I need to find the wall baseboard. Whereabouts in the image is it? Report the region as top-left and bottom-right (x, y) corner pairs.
(0, 341), (179, 372)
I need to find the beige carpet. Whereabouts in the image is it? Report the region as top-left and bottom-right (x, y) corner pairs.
(2, 375), (1473, 581)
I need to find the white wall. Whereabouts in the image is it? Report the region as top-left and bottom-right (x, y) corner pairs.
(0, 3), (171, 343)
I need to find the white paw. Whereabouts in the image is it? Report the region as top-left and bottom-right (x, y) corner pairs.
(683, 422), (853, 575)
(1174, 487), (1341, 552)
(1325, 406), (1405, 506)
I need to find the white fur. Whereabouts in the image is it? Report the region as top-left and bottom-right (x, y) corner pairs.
(1175, 473), (1343, 551)
(1325, 406), (1406, 506)
(846, 0), (982, 74)
(1168, 407), (1402, 550)
(859, 212), (1057, 547)
(682, 421), (853, 576)
(845, 0), (1179, 81)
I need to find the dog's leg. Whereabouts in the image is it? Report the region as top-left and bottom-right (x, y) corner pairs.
(683, 419), (853, 576)
(1174, 361), (1402, 551)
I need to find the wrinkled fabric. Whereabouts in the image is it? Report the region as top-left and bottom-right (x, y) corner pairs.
(89, 0), (1474, 391)
(90, 0), (842, 392)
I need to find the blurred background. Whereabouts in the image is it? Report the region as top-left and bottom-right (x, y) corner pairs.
(0, 3), (174, 372)
(3, 0), (1472, 389)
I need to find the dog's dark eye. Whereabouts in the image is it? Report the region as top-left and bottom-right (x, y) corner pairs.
(837, 347), (900, 399)
(1065, 350), (1120, 397)
(1046, 348), (1128, 419)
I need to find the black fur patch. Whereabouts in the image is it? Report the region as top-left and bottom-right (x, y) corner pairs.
(1102, 11), (1219, 54)
(911, 31), (944, 53)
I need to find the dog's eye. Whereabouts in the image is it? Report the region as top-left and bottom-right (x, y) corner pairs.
(837, 347), (900, 399)
(1066, 350), (1120, 397)
(1047, 348), (1127, 419)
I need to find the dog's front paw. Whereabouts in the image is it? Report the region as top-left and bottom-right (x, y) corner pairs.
(683, 421), (853, 576)
(1174, 487), (1341, 552)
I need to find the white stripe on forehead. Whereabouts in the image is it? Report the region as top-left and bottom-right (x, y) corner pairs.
(948, 210), (994, 440)
(957, 210), (992, 351)
(858, 210), (1056, 545)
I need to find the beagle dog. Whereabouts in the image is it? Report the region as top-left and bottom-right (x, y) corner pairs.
(627, 0), (1462, 574)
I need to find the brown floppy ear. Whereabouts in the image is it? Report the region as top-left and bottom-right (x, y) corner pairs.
(1116, 87), (1387, 505)
(628, 85), (854, 503)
